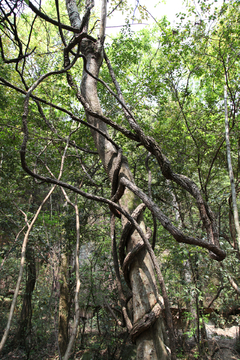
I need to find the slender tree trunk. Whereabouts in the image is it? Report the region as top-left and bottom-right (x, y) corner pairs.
(0, 185), (57, 353)
(181, 259), (196, 347)
(16, 245), (36, 352)
(60, 189), (81, 360)
(58, 252), (69, 357)
(224, 84), (240, 250)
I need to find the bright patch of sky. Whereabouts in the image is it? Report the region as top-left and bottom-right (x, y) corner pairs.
(94, 0), (224, 37)
(104, 0), (186, 36)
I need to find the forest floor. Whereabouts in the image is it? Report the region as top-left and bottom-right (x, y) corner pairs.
(206, 322), (240, 360)
(179, 322), (240, 359)
(0, 323), (240, 359)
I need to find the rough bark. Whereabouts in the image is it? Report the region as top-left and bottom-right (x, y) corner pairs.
(60, 188), (81, 360)
(16, 245), (36, 351)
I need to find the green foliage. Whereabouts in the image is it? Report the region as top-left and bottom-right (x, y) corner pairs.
(1, 0), (240, 358)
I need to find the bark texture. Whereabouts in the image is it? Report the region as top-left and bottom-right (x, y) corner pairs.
(16, 245), (36, 351)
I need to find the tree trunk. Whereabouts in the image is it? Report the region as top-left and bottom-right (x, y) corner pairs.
(64, 1), (172, 357)
(224, 83), (240, 250)
(58, 252), (69, 357)
(79, 38), (169, 360)
(16, 245), (36, 352)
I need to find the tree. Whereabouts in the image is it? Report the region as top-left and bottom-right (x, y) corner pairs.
(0, 0), (231, 359)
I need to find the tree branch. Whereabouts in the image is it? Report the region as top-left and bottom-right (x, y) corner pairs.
(120, 176), (226, 261)
(27, 0), (80, 33)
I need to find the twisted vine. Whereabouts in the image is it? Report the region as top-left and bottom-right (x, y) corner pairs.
(109, 151), (167, 347)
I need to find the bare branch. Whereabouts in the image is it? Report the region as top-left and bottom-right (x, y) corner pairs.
(55, 0), (67, 46)
(99, 0), (107, 43)
(0, 36), (36, 64)
(0, 77), (139, 143)
(27, 0), (80, 33)
(120, 176), (226, 261)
